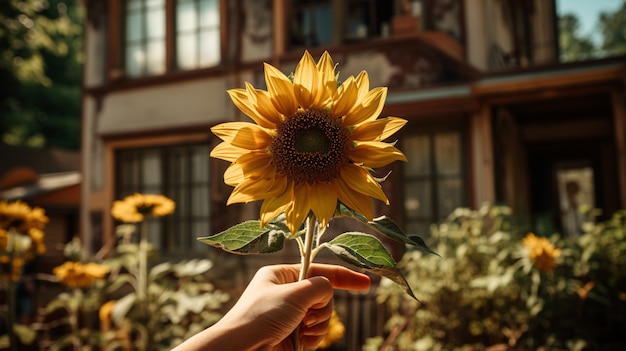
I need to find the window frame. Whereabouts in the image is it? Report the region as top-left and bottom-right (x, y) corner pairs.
(108, 0), (227, 81)
(400, 127), (469, 236)
(114, 142), (213, 256)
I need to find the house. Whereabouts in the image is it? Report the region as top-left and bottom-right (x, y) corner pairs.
(80, 0), (625, 346)
(0, 143), (81, 271)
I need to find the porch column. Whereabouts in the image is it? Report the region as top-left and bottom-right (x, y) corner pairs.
(612, 90), (626, 208)
(470, 104), (496, 208)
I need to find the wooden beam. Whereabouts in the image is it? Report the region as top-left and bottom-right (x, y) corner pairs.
(470, 104), (495, 208)
(612, 89), (626, 208)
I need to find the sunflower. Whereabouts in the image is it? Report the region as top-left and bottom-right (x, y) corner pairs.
(111, 193), (175, 223)
(211, 51), (406, 233)
(522, 232), (561, 272)
(0, 200), (48, 233)
(53, 261), (110, 289)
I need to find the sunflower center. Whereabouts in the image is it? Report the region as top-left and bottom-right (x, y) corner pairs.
(271, 108), (351, 184)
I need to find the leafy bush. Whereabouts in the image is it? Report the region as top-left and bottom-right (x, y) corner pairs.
(367, 204), (626, 351)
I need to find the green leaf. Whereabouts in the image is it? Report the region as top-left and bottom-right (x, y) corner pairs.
(197, 220), (287, 255)
(327, 232), (416, 300)
(112, 292), (137, 325)
(338, 204), (438, 256)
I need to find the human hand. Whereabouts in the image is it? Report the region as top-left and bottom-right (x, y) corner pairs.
(173, 263), (370, 351)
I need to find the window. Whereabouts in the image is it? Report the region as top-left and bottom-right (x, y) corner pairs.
(116, 144), (211, 254)
(125, 0), (166, 77)
(123, 0), (221, 77)
(176, 0), (220, 69)
(402, 131), (466, 237)
(288, 0), (393, 49)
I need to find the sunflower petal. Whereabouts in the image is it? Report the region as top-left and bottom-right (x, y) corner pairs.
(251, 86), (284, 125)
(286, 183), (311, 233)
(227, 170), (286, 205)
(350, 141), (407, 168)
(309, 182), (337, 227)
(351, 117), (407, 141)
(341, 164), (389, 204)
(264, 63), (298, 116)
(316, 51), (336, 106)
(354, 70), (370, 100)
(260, 180), (293, 227)
(224, 152), (273, 185)
(210, 142), (246, 162)
(344, 87), (387, 126)
(227, 88), (275, 129)
(336, 176), (374, 220)
(293, 51), (319, 109)
(331, 76), (358, 118)
(211, 122), (273, 150)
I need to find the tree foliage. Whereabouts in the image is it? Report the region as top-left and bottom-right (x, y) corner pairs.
(559, 0), (626, 62)
(0, 0), (83, 150)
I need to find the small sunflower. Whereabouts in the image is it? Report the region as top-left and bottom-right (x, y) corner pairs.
(522, 232), (561, 272)
(0, 200), (48, 233)
(211, 51), (406, 232)
(316, 310), (345, 349)
(111, 193), (175, 223)
(53, 261), (110, 289)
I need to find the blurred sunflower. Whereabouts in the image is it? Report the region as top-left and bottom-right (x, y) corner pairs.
(211, 51), (406, 232)
(316, 310), (345, 349)
(111, 193), (175, 223)
(53, 261), (110, 289)
(0, 200), (48, 233)
(522, 232), (561, 272)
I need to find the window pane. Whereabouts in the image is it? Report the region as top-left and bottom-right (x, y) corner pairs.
(126, 11), (143, 42)
(435, 132), (461, 175)
(199, 0), (219, 28)
(404, 135), (430, 176)
(146, 7), (165, 39)
(147, 218), (162, 250)
(191, 221), (210, 251)
(191, 147), (209, 181)
(146, 39), (166, 75)
(127, 0), (141, 11)
(142, 150), (161, 186)
(437, 179), (462, 219)
(199, 30), (220, 66)
(177, 33), (198, 69)
(405, 180), (432, 218)
(191, 185), (209, 216)
(126, 44), (145, 77)
(176, 0), (197, 33)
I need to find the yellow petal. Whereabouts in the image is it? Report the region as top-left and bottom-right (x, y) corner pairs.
(227, 168), (286, 204)
(249, 85), (284, 126)
(264, 62), (298, 117)
(227, 88), (275, 129)
(341, 164), (389, 204)
(210, 142), (246, 162)
(223, 152), (272, 186)
(211, 122), (273, 150)
(316, 51), (336, 106)
(331, 76), (358, 118)
(260, 180), (293, 227)
(309, 182), (337, 227)
(354, 70), (370, 100)
(350, 141), (407, 168)
(344, 87), (387, 126)
(350, 117), (407, 141)
(336, 175), (374, 220)
(286, 183), (311, 233)
(293, 51), (319, 109)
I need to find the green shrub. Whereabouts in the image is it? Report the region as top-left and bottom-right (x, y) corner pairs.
(367, 204), (626, 351)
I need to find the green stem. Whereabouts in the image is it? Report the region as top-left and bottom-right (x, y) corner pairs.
(69, 289), (82, 351)
(138, 221), (147, 301)
(298, 215), (316, 281)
